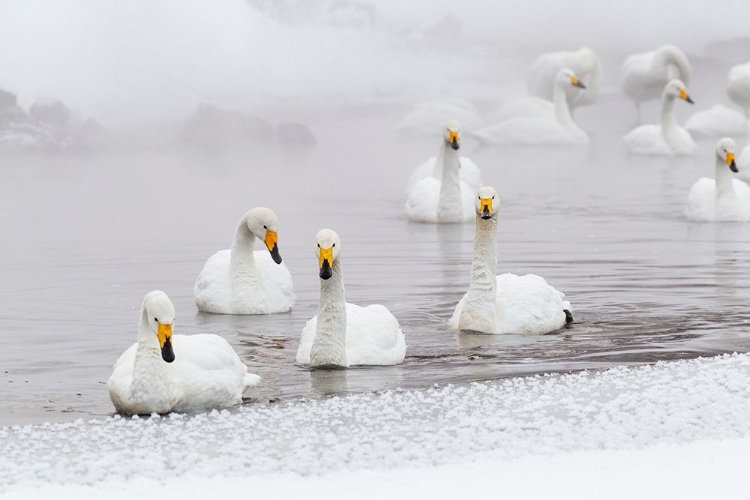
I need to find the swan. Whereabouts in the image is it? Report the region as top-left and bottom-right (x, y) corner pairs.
(622, 45), (692, 116)
(685, 138), (750, 222)
(472, 69), (589, 146)
(728, 62), (750, 117)
(194, 207), (295, 314)
(396, 99), (483, 136)
(623, 79), (696, 156)
(406, 120), (483, 192)
(296, 229), (406, 367)
(108, 291), (260, 415)
(405, 121), (476, 223)
(527, 47), (601, 109)
(449, 186), (572, 335)
(685, 104), (749, 138)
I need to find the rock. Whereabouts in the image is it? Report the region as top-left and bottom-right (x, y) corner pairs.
(274, 122), (317, 149)
(0, 87), (17, 112)
(29, 99), (72, 129)
(182, 104), (273, 151)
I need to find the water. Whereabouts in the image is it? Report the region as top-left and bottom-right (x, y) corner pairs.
(2, 91), (750, 426)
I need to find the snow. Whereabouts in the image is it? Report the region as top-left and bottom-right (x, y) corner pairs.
(2, 353), (750, 498)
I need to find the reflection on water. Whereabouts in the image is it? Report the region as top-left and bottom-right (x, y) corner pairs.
(1, 98), (750, 426)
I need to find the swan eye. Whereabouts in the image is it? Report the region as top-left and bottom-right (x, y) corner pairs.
(332, 243), (335, 247)
(263, 225), (267, 230)
(154, 317), (158, 322)
(317, 243), (320, 248)
(492, 196), (495, 200)
(478, 196), (481, 200)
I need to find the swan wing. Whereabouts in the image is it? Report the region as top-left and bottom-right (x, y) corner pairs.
(407, 156), (482, 192)
(194, 249), (232, 313)
(494, 274), (569, 335)
(685, 178), (717, 221)
(497, 96), (554, 121)
(405, 177), (441, 222)
(623, 124), (673, 156)
(255, 251), (295, 313)
(685, 105), (749, 138)
(107, 343), (137, 413)
(343, 303), (406, 366)
(407, 156), (438, 192)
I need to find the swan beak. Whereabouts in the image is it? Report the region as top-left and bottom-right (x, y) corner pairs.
(480, 198), (493, 219)
(449, 131), (460, 150)
(158, 323), (175, 363)
(728, 153), (738, 173)
(680, 89), (694, 104)
(264, 230), (282, 264)
(319, 247), (334, 280)
(571, 76), (586, 89)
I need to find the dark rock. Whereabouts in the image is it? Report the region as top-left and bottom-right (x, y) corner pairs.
(274, 122), (317, 149)
(29, 99), (72, 129)
(182, 104), (273, 151)
(0, 87), (17, 111)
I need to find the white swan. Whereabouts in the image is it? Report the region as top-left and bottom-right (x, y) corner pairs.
(727, 61), (750, 116)
(623, 79), (696, 156)
(296, 230), (406, 367)
(473, 69), (589, 146)
(407, 120), (483, 192)
(527, 47), (601, 109)
(194, 207), (295, 314)
(622, 45), (692, 116)
(405, 121), (476, 223)
(449, 187), (572, 335)
(685, 138), (750, 222)
(397, 99), (483, 136)
(108, 291), (260, 415)
(685, 104), (749, 139)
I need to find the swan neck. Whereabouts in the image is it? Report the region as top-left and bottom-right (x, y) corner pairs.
(554, 82), (574, 125)
(230, 220), (258, 285)
(130, 316), (174, 405)
(311, 259), (347, 367)
(660, 94), (677, 131)
(470, 216), (498, 288)
(715, 159), (735, 194)
(437, 143), (462, 221)
(431, 140), (447, 178)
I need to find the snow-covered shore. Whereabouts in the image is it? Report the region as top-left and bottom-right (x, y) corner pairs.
(2, 353), (750, 498)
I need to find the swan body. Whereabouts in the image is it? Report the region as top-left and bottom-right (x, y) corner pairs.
(623, 79), (696, 156)
(397, 99), (483, 136)
(622, 45), (692, 105)
(194, 207), (294, 314)
(473, 69), (589, 146)
(727, 62), (750, 116)
(449, 187), (572, 335)
(685, 138), (750, 222)
(528, 47), (601, 108)
(406, 120), (476, 223)
(496, 96), (554, 121)
(295, 230), (406, 368)
(685, 104), (749, 138)
(108, 291), (260, 415)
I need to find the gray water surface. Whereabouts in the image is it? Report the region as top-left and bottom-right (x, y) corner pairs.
(1, 97), (750, 426)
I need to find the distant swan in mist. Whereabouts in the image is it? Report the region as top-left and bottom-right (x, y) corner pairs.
(295, 229), (406, 368)
(527, 47), (601, 109)
(397, 99), (483, 137)
(194, 207), (295, 314)
(407, 120), (483, 192)
(685, 137), (750, 222)
(622, 45), (692, 118)
(405, 120), (476, 223)
(727, 61), (750, 117)
(685, 104), (749, 139)
(449, 186), (572, 335)
(473, 69), (589, 146)
(623, 79), (696, 156)
(108, 291), (260, 415)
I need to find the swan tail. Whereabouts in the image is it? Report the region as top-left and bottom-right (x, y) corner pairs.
(243, 373), (262, 390)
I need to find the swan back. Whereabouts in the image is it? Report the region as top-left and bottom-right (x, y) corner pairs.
(657, 45), (691, 85)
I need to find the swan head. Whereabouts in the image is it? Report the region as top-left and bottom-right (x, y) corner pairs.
(716, 137), (738, 173)
(475, 186), (498, 220)
(664, 79), (693, 104)
(443, 119), (461, 150)
(557, 69), (586, 90)
(244, 207), (282, 264)
(315, 229), (341, 280)
(142, 291), (176, 363)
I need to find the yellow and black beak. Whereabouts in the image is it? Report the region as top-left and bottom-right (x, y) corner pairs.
(448, 131), (460, 150)
(319, 247), (334, 280)
(480, 197), (493, 220)
(679, 88), (694, 104)
(727, 152), (738, 173)
(264, 230), (282, 264)
(571, 75), (586, 89)
(157, 323), (175, 363)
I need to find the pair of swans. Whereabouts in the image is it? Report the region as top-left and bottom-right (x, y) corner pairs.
(685, 138), (750, 222)
(405, 120), (481, 223)
(473, 69), (589, 146)
(621, 45), (692, 117)
(623, 79), (697, 156)
(527, 47), (601, 109)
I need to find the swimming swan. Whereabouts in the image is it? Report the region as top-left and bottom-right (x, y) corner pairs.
(685, 138), (750, 222)
(405, 121), (476, 223)
(296, 229), (406, 368)
(727, 61), (750, 117)
(527, 47), (601, 109)
(194, 207), (294, 314)
(449, 187), (572, 335)
(407, 120), (483, 192)
(108, 291), (260, 415)
(623, 79), (696, 156)
(397, 99), (483, 136)
(685, 104), (748, 139)
(622, 45), (692, 116)
(473, 69), (588, 146)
